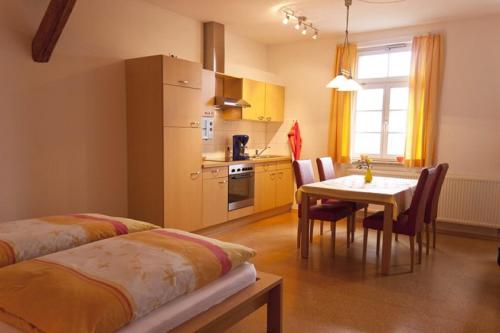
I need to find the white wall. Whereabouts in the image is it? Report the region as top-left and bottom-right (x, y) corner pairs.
(268, 14), (500, 180)
(0, 0), (276, 221)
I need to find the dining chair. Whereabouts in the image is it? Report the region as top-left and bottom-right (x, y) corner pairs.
(362, 167), (438, 272)
(316, 156), (369, 245)
(293, 160), (353, 256)
(424, 163), (449, 254)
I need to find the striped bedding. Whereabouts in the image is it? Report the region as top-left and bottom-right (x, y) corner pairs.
(0, 228), (256, 333)
(0, 214), (158, 268)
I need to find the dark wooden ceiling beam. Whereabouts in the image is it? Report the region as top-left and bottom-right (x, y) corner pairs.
(32, 0), (77, 63)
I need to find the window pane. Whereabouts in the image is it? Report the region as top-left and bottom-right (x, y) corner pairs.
(355, 111), (382, 132)
(358, 54), (389, 79)
(387, 133), (406, 155)
(389, 51), (411, 77)
(356, 88), (384, 110)
(354, 133), (381, 155)
(388, 111), (408, 132)
(389, 87), (409, 110)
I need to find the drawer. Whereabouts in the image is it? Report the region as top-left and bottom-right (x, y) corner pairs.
(203, 167), (228, 179)
(276, 160), (292, 170)
(163, 56), (202, 89)
(255, 162), (276, 173)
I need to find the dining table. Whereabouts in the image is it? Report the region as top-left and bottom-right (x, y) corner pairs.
(299, 174), (418, 275)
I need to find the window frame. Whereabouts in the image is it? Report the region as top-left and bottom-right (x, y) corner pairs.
(351, 43), (412, 162)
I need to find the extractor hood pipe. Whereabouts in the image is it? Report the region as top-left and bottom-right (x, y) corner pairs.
(203, 22), (225, 73)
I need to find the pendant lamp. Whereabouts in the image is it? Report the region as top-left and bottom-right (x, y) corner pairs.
(326, 0), (362, 92)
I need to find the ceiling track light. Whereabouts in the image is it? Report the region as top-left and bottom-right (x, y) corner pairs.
(280, 8), (319, 39)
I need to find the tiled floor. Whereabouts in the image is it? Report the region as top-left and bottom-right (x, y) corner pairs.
(213, 212), (500, 332)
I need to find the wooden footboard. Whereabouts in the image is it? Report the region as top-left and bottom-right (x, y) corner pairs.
(172, 271), (283, 333)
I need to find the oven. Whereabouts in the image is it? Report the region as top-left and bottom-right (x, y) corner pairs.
(228, 163), (254, 211)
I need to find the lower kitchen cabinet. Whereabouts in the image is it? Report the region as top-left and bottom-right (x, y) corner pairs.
(255, 171), (277, 213)
(202, 175), (228, 227)
(254, 162), (293, 213)
(275, 168), (294, 207)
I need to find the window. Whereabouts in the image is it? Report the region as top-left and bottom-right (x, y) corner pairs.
(352, 44), (412, 160)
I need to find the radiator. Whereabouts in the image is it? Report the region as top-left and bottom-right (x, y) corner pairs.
(348, 169), (500, 229)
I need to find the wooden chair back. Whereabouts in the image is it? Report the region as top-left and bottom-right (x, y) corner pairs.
(316, 157), (335, 181)
(407, 167), (438, 235)
(292, 160), (315, 188)
(425, 163), (449, 224)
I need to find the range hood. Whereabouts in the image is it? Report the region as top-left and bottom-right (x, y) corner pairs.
(204, 22), (251, 109)
(215, 96), (251, 108)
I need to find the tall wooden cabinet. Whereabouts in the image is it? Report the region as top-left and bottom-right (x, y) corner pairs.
(126, 55), (203, 231)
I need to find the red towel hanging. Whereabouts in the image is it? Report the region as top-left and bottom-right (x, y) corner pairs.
(288, 121), (302, 160)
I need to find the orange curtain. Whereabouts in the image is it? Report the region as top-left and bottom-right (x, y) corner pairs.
(328, 44), (357, 163)
(405, 34), (443, 167)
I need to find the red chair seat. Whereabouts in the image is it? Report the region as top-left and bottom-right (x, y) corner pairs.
(363, 210), (413, 235)
(298, 202), (352, 220)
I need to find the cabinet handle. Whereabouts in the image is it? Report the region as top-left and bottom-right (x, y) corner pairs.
(258, 116), (264, 121)
(211, 169), (220, 174)
(218, 180), (227, 184)
(190, 121), (200, 128)
(178, 80), (189, 84)
(190, 171), (201, 178)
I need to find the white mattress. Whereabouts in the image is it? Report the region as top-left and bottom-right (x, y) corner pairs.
(0, 262), (256, 333)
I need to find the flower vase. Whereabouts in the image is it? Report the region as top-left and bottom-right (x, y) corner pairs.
(364, 168), (373, 183)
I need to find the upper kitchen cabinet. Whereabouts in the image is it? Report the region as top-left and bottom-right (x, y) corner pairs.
(163, 84), (201, 128)
(264, 83), (285, 122)
(217, 74), (285, 122)
(163, 56), (202, 89)
(242, 79), (266, 121)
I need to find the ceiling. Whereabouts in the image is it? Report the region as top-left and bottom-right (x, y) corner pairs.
(147, 0), (500, 44)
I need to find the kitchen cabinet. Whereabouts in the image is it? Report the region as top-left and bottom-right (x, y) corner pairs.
(126, 55), (203, 230)
(255, 171), (277, 213)
(275, 167), (294, 207)
(254, 161), (293, 213)
(264, 83), (285, 122)
(163, 85), (202, 128)
(242, 79), (266, 121)
(220, 77), (285, 123)
(202, 167), (228, 227)
(162, 56), (202, 89)
(164, 127), (203, 231)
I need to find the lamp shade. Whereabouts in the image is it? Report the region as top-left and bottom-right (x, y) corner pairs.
(326, 74), (348, 88)
(338, 78), (363, 92)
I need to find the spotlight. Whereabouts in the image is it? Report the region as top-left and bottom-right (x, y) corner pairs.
(312, 31), (319, 39)
(294, 22), (301, 30)
(282, 14), (289, 25)
(302, 27), (307, 35)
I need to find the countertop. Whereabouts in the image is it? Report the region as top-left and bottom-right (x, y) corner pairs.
(202, 156), (291, 168)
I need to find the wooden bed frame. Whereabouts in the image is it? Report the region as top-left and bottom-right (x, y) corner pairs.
(172, 272), (283, 332)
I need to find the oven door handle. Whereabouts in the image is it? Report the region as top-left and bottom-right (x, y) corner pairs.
(230, 173), (254, 179)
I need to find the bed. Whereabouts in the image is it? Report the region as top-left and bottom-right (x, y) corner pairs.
(0, 228), (283, 333)
(0, 213), (158, 268)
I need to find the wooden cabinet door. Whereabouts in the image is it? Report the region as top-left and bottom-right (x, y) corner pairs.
(164, 127), (203, 231)
(202, 177), (228, 227)
(275, 168), (294, 207)
(254, 171), (276, 213)
(264, 83), (285, 122)
(242, 79), (266, 121)
(163, 85), (201, 128)
(163, 56), (202, 89)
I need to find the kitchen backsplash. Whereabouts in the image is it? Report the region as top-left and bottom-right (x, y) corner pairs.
(202, 111), (292, 159)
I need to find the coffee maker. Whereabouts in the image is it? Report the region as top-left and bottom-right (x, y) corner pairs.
(232, 135), (250, 161)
